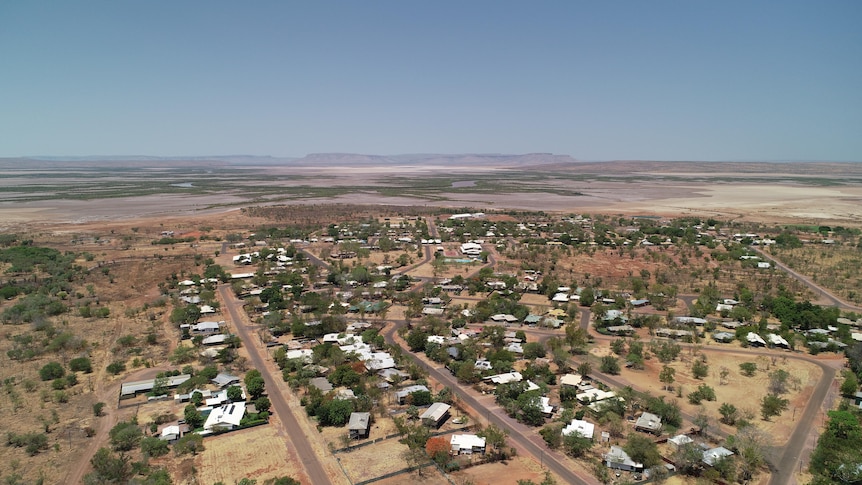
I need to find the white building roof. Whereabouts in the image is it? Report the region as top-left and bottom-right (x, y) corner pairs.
(450, 434), (485, 450)
(746, 332), (767, 345)
(487, 371), (523, 385)
(203, 401), (246, 431)
(562, 419), (595, 439)
(560, 374), (583, 387)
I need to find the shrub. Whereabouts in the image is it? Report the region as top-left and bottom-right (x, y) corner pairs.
(70, 357), (93, 373)
(106, 361), (126, 375)
(39, 362), (65, 381)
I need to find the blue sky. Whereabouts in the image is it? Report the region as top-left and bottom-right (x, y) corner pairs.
(1, 1), (860, 161)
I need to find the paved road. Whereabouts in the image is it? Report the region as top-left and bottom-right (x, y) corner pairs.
(383, 320), (600, 485)
(219, 285), (332, 485)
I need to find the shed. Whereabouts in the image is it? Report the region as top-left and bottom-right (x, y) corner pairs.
(420, 402), (451, 428)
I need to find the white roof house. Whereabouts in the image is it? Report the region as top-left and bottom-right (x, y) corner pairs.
(576, 388), (616, 404)
(747, 332), (767, 346)
(201, 334), (229, 346)
(450, 434), (486, 455)
(562, 419), (595, 440)
(203, 401), (246, 432)
(487, 371), (523, 385)
(635, 412), (662, 434)
(560, 374), (583, 387)
(702, 446), (734, 466)
(605, 445), (643, 471)
(668, 434), (694, 450)
(767, 333), (789, 347)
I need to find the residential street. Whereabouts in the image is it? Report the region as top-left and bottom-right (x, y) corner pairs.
(219, 285), (335, 485)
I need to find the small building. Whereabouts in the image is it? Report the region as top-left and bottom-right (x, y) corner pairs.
(712, 331), (735, 343)
(702, 446), (734, 466)
(159, 425), (181, 443)
(420, 402), (451, 428)
(635, 412), (662, 434)
(668, 434), (694, 450)
(450, 434), (486, 455)
(211, 373), (240, 388)
(348, 412), (371, 439)
(605, 445), (643, 472)
(395, 385), (429, 405)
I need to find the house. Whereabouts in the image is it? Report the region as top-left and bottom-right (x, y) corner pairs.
(420, 402), (451, 428)
(606, 324), (635, 335)
(348, 412), (371, 439)
(702, 446), (734, 466)
(668, 434), (694, 450)
(487, 371), (523, 385)
(475, 359), (493, 371)
(211, 373), (240, 388)
(203, 401), (246, 432)
(560, 374), (583, 388)
(604, 445), (643, 472)
(395, 385), (429, 405)
(635, 412), (662, 434)
(450, 434), (486, 455)
(310, 377), (334, 393)
(712, 331), (735, 343)
(539, 396), (555, 417)
(191, 321), (223, 335)
(767, 333), (789, 348)
(201, 334), (229, 346)
(562, 419), (595, 440)
(576, 388), (616, 404)
(746, 332), (767, 347)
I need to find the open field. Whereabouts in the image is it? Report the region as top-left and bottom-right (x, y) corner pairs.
(196, 425), (308, 485)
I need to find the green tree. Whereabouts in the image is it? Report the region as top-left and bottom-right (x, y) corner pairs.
(88, 448), (131, 483)
(255, 396), (271, 414)
(692, 359), (709, 379)
(478, 424), (509, 460)
(141, 436), (170, 457)
(623, 433), (662, 468)
(93, 402), (105, 417)
(760, 394), (789, 420)
(39, 362), (65, 381)
(184, 403), (204, 429)
(227, 385), (244, 402)
(562, 430), (593, 457)
(523, 342), (547, 359)
(659, 365), (675, 391)
(109, 421), (142, 452)
(70, 357), (93, 373)
(719, 402), (738, 426)
(245, 371), (266, 400)
(739, 362), (757, 377)
(576, 361), (592, 378)
(600, 356), (620, 375)
(839, 370), (859, 396)
(174, 433), (204, 456)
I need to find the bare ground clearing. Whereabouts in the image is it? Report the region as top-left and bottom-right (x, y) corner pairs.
(196, 425), (308, 485)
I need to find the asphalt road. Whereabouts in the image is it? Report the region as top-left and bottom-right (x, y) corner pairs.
(219, 284), (332, 485)
(383, 320), (600, 485)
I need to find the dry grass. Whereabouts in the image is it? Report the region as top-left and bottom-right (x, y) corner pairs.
(337, 438), (413, 483)
(196, 426), (307, 485)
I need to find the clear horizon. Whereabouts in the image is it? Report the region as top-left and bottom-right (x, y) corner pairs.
(1, 2), (860, 161)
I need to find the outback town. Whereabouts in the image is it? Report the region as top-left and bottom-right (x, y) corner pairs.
(1, 199), (861, 485)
